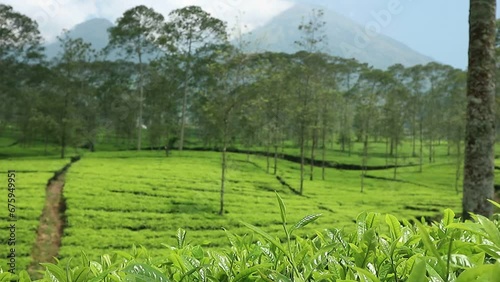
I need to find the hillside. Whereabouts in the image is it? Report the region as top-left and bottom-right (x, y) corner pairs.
(245, 4), (434, 69)
(45, 18), (113, 59)
(43, 4), (434, 68)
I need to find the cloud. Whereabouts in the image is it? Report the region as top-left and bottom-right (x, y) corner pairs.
(3, 0), (294, 43)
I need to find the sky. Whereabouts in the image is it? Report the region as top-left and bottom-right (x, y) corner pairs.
(3, 0), (499, 69)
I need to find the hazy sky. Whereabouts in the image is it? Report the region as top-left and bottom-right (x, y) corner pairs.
(3, 0), (499, 69)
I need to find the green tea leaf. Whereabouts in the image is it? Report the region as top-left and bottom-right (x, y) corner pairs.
(275, 192), (287, 226)
(415, 221), (446, 279)
(456, 264), (500, 282)
(443, 209), (455, 226)
(353, 267), (380, 282)
(289, 214), (322, 235)
(41, 263), (68, 282)
(72, 267), (91, 282)
(407, 258), (426, 282)
(475, 215), (500, 246)
(233, 264), (272, 282)
(241, 221), (288, 255)
(17, 270), (31, 282)
(168, 252), (187, 273)
(488, 199), (500, 209)
(385, 214), (402, 240)
(123, 263), (169, 282)
(366, 212), (379, 229)
(177, 228), (187, 249)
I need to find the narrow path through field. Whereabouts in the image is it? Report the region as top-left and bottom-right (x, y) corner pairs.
(28, 160), (75, 278)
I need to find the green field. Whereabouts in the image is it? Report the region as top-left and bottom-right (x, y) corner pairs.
(1, 139), (495, 274)
(56, 144), (464, 266)
(0, 158), (68, 272)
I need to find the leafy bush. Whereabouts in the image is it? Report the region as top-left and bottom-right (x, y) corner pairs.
(3, 195), (500, 281)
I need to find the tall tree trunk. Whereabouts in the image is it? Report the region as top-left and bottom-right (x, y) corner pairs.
(412, 115), (417, 157)
(60, 93), (69, 159)
(299, 123), (305, 195)
(428, 138), (433, 163)
(393, 138), (398, 180)
(273, 145), (278, 175)
(137, 52), (143, 151)
(361, 132), (368, 193)
(219, 122), (228, 216)
(347, 137), (352, 157)
(321, 127), (326, 181)
(266, 139), (270, 174)
(463, 0), (496, 220)
(455, 140), (462, 195)
(385, 137), (389, 165)
(310, 124), (317, 181)
(60, 123), (66, 159)
(447, 139), (451, 156)
(179, 41), (192, 152)
(419, 120), (423, 173)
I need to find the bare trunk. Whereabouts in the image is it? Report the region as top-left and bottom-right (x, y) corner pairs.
(361, 133), (368, 193)
(60, 124), (66, 159)
(219, 145), (226, 216)
(455, 140), (462, 195)
(463, 0), (496, 220)
(419, 121), (423, 173)
(389, 138), (394, 156)
(219, 122), (228, 216)
(299, 123), (305, 195)
(273, 145), (278, 175)
(60, 92), (69, 159)
(385, 138), (389, 165)
(393, 138), (398, 180)
(310, 125), (317, 181)
(428, 138), (433, 163)
(137, 52), (143, 151)
(412, 115), (417, 157)
(321, 127), (326, 181)
(447, 139), (451, 156)
(179, 41), (192, 151)
(266, 141), (270, 174)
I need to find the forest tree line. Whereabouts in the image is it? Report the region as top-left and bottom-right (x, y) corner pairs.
(1, 4), (499, 202)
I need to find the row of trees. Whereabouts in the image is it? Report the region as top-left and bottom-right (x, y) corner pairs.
(0, 4), (496, 217)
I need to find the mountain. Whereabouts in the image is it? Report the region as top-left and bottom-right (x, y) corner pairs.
(244, 4), (434, 69)
(45, 18), (113, 59)
(44, 5), (434, 69)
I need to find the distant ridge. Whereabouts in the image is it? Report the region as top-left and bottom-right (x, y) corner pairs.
(45, 18), (113, 59)
(244, 4), (434, 69)
(44, 5), (434, 68)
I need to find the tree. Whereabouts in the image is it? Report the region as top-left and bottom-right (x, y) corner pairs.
(293, 8), (327, 193)
(192, 44), (253, 215)
(0, 4), (43, 62)
(107, 5), (165, 151)
(146, 56), (183, 153)
(384, 64), (408, 179)
(0, 4), (44, 135)
(167, 6), (227, 151)
(53, 31), (95, 158)
(335, 58), (362, 157)
(441, 69), (466, 193)
(422, 62), (452, 164)
(462, 0), (496, 219)
(354, 67), (389, 192)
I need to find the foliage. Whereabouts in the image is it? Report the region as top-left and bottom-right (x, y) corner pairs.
(1, 194), (499, 281)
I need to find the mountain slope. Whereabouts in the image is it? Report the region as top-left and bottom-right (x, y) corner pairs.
(245, 4), (434, 69)
(45, 18), (113, 59)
